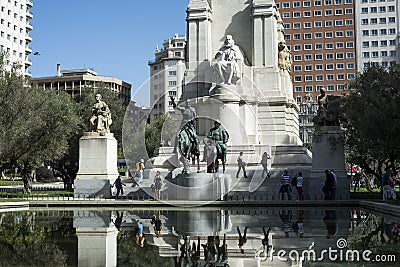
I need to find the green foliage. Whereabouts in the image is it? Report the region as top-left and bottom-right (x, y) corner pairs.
(0, 52), (81, 173)
(342, 64), (400, 177)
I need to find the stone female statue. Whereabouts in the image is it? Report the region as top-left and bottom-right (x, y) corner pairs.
(89, 94), (112, 135)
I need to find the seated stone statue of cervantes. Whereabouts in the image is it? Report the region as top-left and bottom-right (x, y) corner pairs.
(213, 35), (244, 85)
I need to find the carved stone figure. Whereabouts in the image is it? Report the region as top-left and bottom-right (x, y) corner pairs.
(213, 35), (244, 85)
(207, 120), (229, 173)
(313, 88), (341, 131)
(89, 94), (112, 135)
(278, 41), (292, 72)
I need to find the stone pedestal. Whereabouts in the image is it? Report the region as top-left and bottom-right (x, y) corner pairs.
(168, 172), (232, 201)
(73, 210), (117, 267)
(309, 126), (349, 200)
(74, 132), (119, 198)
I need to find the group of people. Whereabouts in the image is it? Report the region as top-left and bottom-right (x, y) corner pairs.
(322, 169), (337, 200)
(382, 168), (397, 201)
(279, 170), (304, 201)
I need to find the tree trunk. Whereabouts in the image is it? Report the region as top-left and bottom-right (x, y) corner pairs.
(21, 169), (32, 194)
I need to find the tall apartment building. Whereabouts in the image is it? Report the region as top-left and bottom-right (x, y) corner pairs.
(276, 0), (357, 104)
(31, 64), (131, 105)
(148, 34), (186, 120)
(0, 0), (33, 77)
(355, 0), (399, 71)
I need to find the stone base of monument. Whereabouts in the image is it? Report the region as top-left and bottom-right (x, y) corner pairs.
(166, 172), (232, 201)
(309, 126), (349, 200)
(74, 132), (119, 198)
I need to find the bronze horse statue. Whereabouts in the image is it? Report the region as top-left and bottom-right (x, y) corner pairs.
(177, 121), (200, 174)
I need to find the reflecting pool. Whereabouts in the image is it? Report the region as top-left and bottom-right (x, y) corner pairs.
(0, 207), (399, 266)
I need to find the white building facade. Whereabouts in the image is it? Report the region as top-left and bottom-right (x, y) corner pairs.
(0, 0), (33, 76)
(355, 0), (400, 71)
(148, 34), (186, 120)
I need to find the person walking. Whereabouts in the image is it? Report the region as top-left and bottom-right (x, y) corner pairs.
(153, 171), (163, 199)
(330, 169), (337, 200)
(236, 152), (248, 178)
(262, 227), (272, 254)
(296, 172), (304, 201)
(136, 159), (145, 185)
(112, 175), (125, 197)
(261, 152), (271, 178)
(236, 226), (248, 254)
(280, 170), (291, 200)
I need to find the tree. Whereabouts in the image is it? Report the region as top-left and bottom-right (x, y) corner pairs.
(0, 52), (81, 193)
(342, 64), (400, 182)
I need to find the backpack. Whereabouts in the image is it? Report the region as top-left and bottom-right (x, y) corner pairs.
(136, 162), (140, 172)
(291, 176), (298, 187)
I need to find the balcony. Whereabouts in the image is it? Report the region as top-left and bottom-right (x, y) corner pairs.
(26, 24), (33, 31)
(25, 36), (32, 42)
(25, 46), (32, 54)
(25, 60), (32, 66)
(26, 0), (33, 7)
(26, 12), (33, 19)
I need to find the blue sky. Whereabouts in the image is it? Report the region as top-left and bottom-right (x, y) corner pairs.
(30, 0), (190, 107)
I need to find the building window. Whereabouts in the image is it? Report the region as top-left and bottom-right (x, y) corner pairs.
(362, 41), (369, 47)
(326, 64), (334, 70)
(304, 11), (311, 17)
(325, 0), (332, 5)
(304, 44), (312, 50)
(361, 7), (368, 13)
(325, 43), (334, 49)
(296, 96), (302, 103)
(293, 23), (301, 29)
(379, 18), (387, 24)
(345, 8), (353, 14)
(168, 61), (177, 66)
(337, 74), (344, 80)
(389, 17), (395, 23)
(314, 10), (322, 16)
(327, 75), (334, 81)
(371, 41), (378, 47)
(336, 42), (344, 49)
(294, 34), (301, 40)
(169, 71), (176, 76)
(293, 11), (301, 18)
(371, 18), (377, 24)
(363, 52), (370, 58)
(347, 73), (355, 79)
(305, 75), (313, 81)
(295, 86), (302, 92)
(294, 76), (302, 82)
(315, 32), (323, 39)
(316, 75), (324, 81)
(168, 81), (177, 86)
(370, 7), (377, 13)
(294, 66), (302, 72)
(174, 52), (181, 57)
(314, 21), (322, 27)
(294, 55), (302, 61)
(362, 30), (369, 36)
(294, 45), (301, 51)
(293, 1), (301, 7)
(327, 85), (335, 91)
(282, 2), (290, 8)
(303, 1), (311, 6)
(381, 51), (388, 57)
(361, 19), (368, 25)
(336, 53), (344, 59)
(304, 33), (312, 39)
(335, 0), (342, 4)
(325, 10), (333, 16)
(168, 90), (177, 96)
(337, 63), (344, 69)
(304, 22), (311, 28)
(346, 52), (354, 58)
(305, 65), (313, 71)
(335, 31), (344, 37)
(337, 84), (345, 91)
(345, 19), (353, 25)
(346, 42), (354, 48)
(315, 43), (323, 50)
(316, 64), (324, 70)
(325, 32), (333, 38)
(380, 29), (387, 35)
(314, 0), (322, 5)
(372, 51), (379, 57)
(315, 54), (323, 60)
(388, 5), (395, 12)
(335, 9), (343, 15)
(335, 20), (343, 26)
(325, 20), (333, 27)
(379, 6), (386, 12)
(305, 86), (313, 92)
(305, 54), (312, 61)
(346, 31), (354, 37)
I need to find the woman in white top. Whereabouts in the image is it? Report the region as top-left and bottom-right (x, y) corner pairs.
(296, 172), (304, 201)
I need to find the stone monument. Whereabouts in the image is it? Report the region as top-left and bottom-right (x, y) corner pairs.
(309, 89), (349, 200)
(74, 94), (118, 198)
